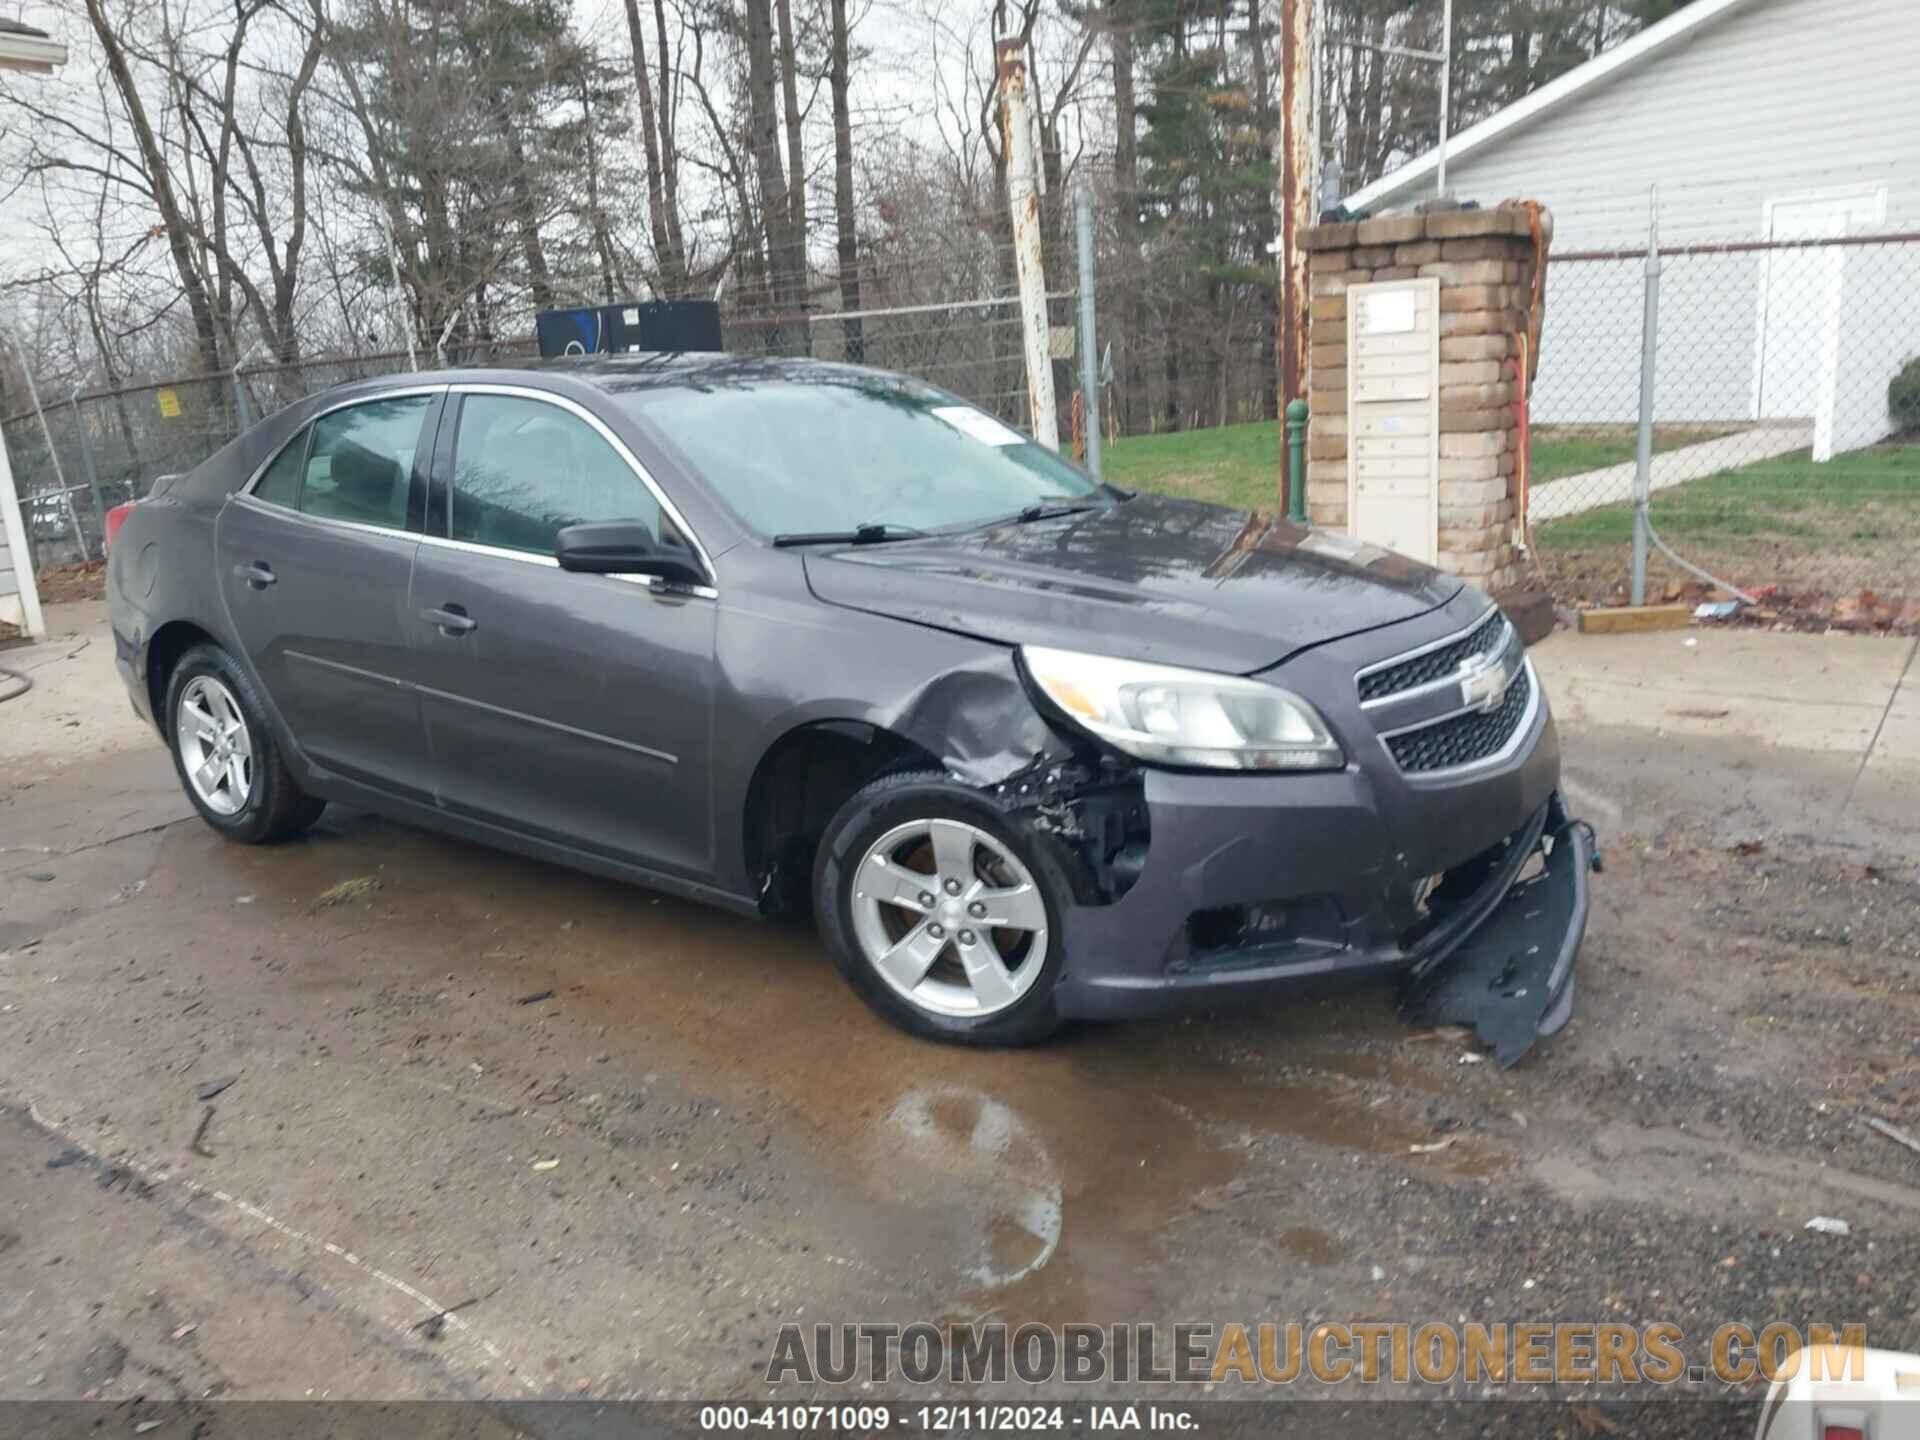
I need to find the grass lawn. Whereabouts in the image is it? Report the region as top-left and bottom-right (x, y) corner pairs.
(1104, 420), (1289, 511)
(1105, 418), (1743, 509)
(1536, 443), (1920, 548)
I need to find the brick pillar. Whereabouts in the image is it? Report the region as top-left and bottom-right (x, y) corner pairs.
(1300, 205), (1548, 594)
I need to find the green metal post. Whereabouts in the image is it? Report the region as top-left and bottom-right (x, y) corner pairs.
(1285, 398), (1310, 525)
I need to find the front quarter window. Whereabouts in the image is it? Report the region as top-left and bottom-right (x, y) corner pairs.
(619, 372), (1103, 539)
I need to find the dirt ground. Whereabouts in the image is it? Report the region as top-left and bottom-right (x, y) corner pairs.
(3, 610), (1919, 1431)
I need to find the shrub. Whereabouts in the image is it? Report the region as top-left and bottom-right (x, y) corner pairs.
(1891, 355), (1920, 436)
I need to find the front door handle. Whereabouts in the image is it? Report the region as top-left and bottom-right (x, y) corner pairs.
(421, 603), (477, 637)
(233, 561), (276, 590)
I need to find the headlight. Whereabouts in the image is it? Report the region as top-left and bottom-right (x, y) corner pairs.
(1020, 645), (1345, 771)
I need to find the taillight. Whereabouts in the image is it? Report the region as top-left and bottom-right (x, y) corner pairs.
(1822, 1426), (1865, 1440)
(103, 501), (134, 553)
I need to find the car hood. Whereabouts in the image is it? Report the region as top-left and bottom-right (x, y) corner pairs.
(802, 495), (1462, 674)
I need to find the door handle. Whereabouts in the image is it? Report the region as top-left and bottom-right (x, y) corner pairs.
(421, 604), (477, 637)
(233, 561), (276, 590)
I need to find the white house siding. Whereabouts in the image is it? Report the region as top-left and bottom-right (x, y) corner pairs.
(1418, 0), (1920, 446)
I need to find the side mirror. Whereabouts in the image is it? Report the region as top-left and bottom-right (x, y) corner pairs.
(555, 522), (706, 586)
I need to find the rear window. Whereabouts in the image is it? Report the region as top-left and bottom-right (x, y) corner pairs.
(298, 396), (433, 529)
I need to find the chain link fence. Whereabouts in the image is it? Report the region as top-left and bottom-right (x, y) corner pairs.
(1527, 230), (1920, 623)
(1, 340), (535, 568)
(3, 239), (1086, 570)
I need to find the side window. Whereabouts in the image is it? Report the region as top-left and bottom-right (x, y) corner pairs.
(299, 395), (433, 530)
(251, 428), (307, 507)
(450, 394), (661, 556)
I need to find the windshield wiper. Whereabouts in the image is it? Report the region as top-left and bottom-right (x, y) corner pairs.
(1010, 498), (1107, 524)
(771, 522), (930, 548)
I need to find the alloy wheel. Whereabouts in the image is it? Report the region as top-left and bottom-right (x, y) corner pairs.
(177, 675), (254, 817)
(849, 818), (1050, 1019)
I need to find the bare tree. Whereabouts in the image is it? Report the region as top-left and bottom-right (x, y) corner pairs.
(622, 0), (689, 295)
(828, 0), (860, 360)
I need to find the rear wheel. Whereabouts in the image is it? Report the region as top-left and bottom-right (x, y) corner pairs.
(814, 771), (1066, 1045)
(165, 643), (325, 844)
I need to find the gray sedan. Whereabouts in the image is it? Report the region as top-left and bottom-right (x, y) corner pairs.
(105, 355), (1591, 1058)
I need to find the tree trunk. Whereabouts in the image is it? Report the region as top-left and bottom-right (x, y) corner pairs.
(745, 0), (800, 349)
(774, 0), (811, 353)
(651, 0), (690, 282)
(578, 68), (626, 301)
(828, 0), (862, 362)
(623, 0), (687, 296)
(503, 124), (554, 311)
(85, 0), (221, 376)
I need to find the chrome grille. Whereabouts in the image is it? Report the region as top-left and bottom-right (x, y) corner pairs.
(1357, 609), (1507, 704)
(1385, 665), (1533, 773)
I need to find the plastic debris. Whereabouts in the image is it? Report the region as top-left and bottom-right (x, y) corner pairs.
(531, 1158), (560, 1171)
(1694, 600), (1740, 620)
(1409, 1138), (1456, 1155)
(1804, 1216), (1852, 1236)
(1866, 1116), (1920, 1159)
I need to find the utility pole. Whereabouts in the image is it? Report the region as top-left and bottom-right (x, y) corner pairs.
(1437, 0), (1453, 196)
(997, 38), (1058, 450)
(1272, 0), (1317, 417)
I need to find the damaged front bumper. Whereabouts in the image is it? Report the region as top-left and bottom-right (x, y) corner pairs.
(1043, 693), (1593, 1065)
(1398, 795), (1593, 1066)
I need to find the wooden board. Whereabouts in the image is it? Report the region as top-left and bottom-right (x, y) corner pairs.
(1576, 604), (1692, 635)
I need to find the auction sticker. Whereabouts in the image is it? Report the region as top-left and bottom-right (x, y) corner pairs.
(933, 406), (1026, 447)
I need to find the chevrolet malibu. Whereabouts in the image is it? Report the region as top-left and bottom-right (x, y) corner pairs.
(106, 355), (1592, 1058)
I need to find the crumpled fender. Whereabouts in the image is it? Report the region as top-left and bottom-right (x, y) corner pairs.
(882, 650), (1072, 786)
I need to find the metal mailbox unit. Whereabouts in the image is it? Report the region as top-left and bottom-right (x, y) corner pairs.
(1346, 278), (1441, 565)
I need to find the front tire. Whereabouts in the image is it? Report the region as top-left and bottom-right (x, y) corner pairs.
(813, 771), (1068, 1045)
(165, 643), (326, 844)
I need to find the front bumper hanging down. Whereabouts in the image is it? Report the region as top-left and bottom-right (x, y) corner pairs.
(1400, 794), (1596, 1067)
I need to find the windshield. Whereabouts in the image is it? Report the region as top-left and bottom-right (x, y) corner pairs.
(616, 369), (1104, 539)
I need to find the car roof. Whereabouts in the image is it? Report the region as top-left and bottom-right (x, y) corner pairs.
(350, 352), (896, 399)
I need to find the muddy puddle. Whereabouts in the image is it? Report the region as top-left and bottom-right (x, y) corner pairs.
(146, 806), (1510, 1321)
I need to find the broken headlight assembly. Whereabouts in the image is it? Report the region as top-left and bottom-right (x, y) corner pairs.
(1020, 645), (1345, 772)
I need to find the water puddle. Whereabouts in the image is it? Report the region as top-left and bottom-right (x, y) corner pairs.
(146, 808), (1508, 1318)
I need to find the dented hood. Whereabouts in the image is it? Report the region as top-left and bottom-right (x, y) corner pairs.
(802, 495), (1462, 673)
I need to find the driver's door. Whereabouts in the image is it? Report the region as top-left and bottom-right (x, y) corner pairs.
(408, 387), (717, 879)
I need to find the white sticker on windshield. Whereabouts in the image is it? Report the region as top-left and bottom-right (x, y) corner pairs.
(933, 405), (1026, 447)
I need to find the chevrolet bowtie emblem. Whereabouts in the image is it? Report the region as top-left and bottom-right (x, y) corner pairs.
(1459, 657), (1515, 714)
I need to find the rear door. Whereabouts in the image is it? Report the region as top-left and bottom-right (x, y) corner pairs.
(409, 386), (718, 877)
(216, 389), (442, 797)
